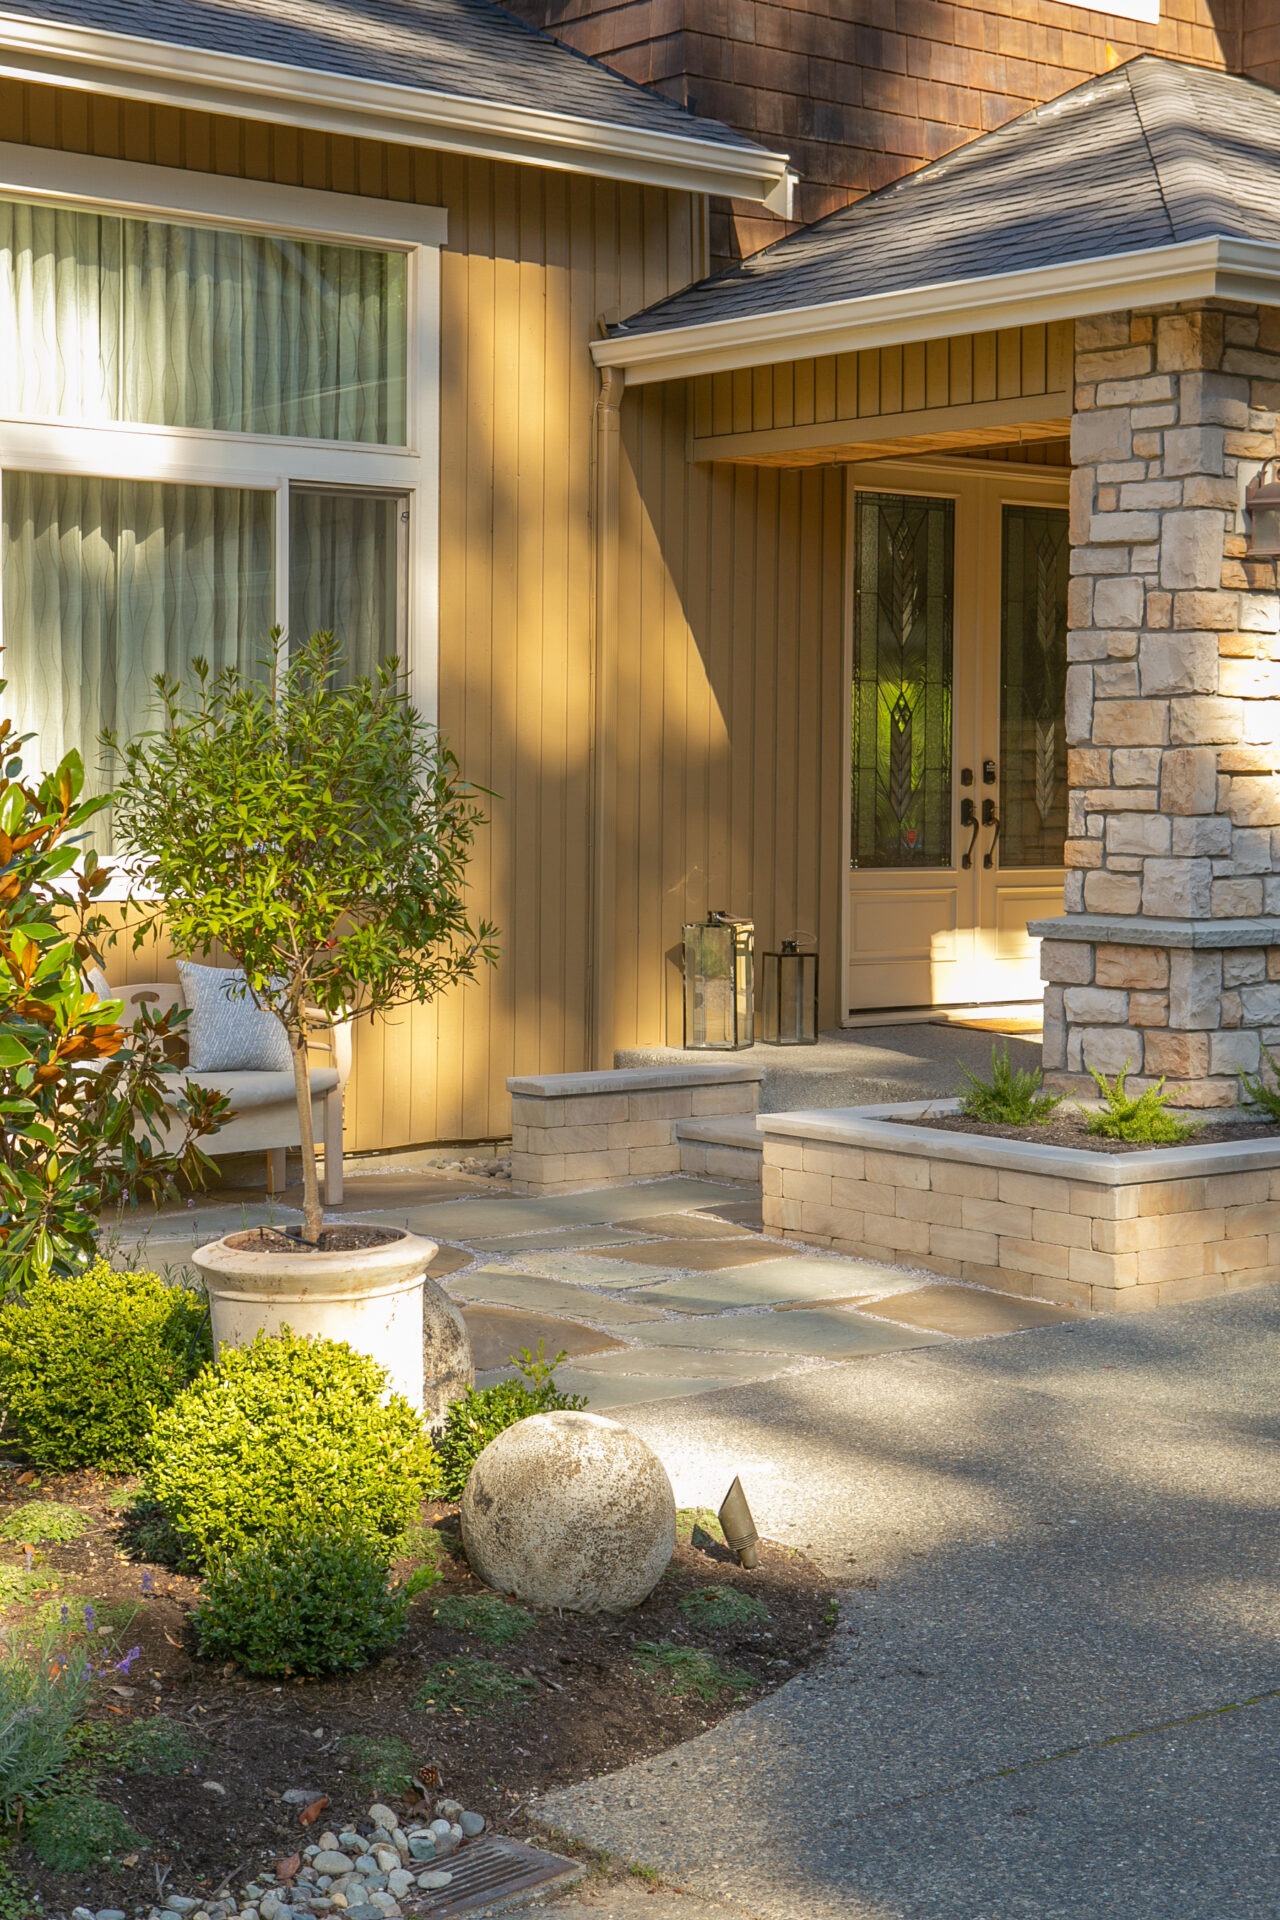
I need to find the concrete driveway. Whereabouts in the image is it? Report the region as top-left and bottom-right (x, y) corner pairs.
(532, 1284), (1280, 1919)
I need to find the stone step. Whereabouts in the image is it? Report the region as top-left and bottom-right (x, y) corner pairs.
(675, 1113), (762, 1185)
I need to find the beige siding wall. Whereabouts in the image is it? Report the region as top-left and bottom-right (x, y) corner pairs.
(692, 322), (1074, 454)
(0, 80), (710, 1146)
(614, 389), (848, 1044)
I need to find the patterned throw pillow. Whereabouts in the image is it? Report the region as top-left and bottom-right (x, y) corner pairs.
(176, 961), (293, 1073)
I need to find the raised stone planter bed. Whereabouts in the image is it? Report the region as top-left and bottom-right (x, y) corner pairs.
(759, 1100), (1280, 1313)
(508, 1062), (762, 1194)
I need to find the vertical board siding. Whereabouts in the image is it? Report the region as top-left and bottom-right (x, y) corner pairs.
(4, 80), (850, 1143)
(696, 323), (1072, 445)
(616, 393), (848, 1043)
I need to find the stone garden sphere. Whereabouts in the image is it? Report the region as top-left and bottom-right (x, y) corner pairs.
(460, 1410), (676, 1613)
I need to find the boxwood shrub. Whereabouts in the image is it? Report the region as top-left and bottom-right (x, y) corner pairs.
(0, 1261), (211, 1472)
(193, 1530), (408, 1678)
(143, 1329), (437, 1569)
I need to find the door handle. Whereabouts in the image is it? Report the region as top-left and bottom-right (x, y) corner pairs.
(960, 796), (979, 869)
(981, 797), (1001, 869)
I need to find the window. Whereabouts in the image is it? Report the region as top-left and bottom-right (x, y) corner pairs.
(0, 149), (442, 847)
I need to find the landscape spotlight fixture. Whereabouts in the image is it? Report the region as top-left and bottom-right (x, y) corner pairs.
(719, 1476), (760, 1569)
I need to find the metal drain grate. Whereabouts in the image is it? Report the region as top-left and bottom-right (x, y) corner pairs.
(411, 1835), (584, 1916)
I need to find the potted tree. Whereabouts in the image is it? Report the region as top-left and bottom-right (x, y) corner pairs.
(110, 634), (498, 1413)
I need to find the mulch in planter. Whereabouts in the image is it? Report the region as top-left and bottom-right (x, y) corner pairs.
(892, 1111), (1280, 1153)
(0, 1465), (836, 1917)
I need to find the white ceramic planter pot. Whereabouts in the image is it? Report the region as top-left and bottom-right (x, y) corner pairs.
(193, 1225), (439, 1411)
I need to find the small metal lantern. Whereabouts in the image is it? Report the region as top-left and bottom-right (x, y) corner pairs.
(1245, 460), (1280, 556)
(761, 933), (819, 1045)
(682, 909), (754, 1050)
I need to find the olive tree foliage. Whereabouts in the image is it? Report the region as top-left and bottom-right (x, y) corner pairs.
(110, 634), (499, 1244)
(0, 694), (226, 1294)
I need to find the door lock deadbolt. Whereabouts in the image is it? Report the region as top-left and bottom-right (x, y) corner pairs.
(960, 766), (974, 787)
(982, 759), (997, 785)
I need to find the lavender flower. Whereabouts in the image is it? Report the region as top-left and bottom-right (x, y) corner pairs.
(115, 1645), (141, 1675)
(60, 1604), (69, 1627)
(140, 1569), (154, 1597)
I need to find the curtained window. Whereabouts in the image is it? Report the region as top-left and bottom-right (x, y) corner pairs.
(0, 185), (425, 847)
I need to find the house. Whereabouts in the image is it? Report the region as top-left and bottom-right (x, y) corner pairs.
(2, 0), (1279, 1150)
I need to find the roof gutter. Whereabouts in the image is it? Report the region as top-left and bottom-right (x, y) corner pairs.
(0, 7), (794, 207)
(593, 235), (1280, 385)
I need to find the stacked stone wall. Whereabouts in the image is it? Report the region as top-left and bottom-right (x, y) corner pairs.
(1044, 303), (1280, 1105)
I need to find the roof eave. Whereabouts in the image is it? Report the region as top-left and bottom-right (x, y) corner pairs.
(0, 6), (794, 205)
(594, 236), (1280, 385)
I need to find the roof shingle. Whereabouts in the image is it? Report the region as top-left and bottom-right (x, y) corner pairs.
(0, 0), (759, 151)
(612, 56), (1280, 340)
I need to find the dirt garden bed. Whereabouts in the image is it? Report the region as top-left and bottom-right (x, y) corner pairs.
(0, 1461), (836, 1918)
(894, 1110), (1280, 1153)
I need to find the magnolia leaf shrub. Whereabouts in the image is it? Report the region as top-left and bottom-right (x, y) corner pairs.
(0, 698), (226, 1295)
(0, 1261), (210, 1471)
(110, 633), (499, 1245)
(193, 1530), (409, 1678)
(142, 1330), (437, 1568)
(435, 1344), (587, 1501)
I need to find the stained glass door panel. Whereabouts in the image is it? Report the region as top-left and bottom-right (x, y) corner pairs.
(850, 492), (954, 870)
(999, 505), (1069, 868)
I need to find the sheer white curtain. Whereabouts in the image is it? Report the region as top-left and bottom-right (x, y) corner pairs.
(0, 197), (407, 442)
(289, 490), (404, 685)
(0, 193), (409, 831)
(2, 473), (274, 834)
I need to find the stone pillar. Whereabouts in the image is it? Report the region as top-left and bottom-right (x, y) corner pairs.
(1037, 304), (1280, 1107)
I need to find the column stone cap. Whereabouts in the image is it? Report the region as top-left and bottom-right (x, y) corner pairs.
(1030, 914), (1280, 949)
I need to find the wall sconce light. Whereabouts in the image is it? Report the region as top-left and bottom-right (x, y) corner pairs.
(682, 910), (754, 1050)
(1245, 460), (1280, 556)
(761, 932), (819, 1045)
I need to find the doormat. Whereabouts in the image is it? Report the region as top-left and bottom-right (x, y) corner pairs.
(414, 1835), (584, 1915)
(933, 1014), (1043, 1035)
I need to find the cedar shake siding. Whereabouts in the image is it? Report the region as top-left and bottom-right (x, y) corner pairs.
(502, 1), (1244, 261)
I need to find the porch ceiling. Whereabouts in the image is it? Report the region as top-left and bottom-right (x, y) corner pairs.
(596, 54), (1280, 386)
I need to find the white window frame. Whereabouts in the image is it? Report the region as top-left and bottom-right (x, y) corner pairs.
(0, 143), (446, 746)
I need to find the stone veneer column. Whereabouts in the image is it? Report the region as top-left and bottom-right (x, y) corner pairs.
(1038, 304), (1280, 1107)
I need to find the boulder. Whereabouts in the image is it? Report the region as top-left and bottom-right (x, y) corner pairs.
(460, 1410), (675, 1612)
(423, 1277), (473, 1426)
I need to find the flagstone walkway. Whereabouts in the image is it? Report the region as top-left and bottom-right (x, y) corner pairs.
(129, 1167), (1080, 1406)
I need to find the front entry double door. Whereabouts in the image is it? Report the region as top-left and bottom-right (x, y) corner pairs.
(846, 461), (1069, 1013)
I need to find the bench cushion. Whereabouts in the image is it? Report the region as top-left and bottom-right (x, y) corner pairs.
(183, 1067), (339, 1111)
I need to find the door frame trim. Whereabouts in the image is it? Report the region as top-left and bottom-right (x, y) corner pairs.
(840, 453), (1071, 1025)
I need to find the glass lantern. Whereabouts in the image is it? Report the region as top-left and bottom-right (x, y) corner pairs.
(761, 935), (819, 1045)
(682, 910), (754, 1050)
(1245, 460), (1280, 556)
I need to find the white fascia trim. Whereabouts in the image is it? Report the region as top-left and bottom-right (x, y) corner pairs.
(594, 236), (1280, 386)
(0, 8), (791, 205)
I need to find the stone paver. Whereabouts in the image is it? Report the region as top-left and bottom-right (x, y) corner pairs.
(450, 1268), (670, 1325)
(535, 1287), (1280, 1920)
(608, 1211), (762, 1240)
(508, 1251), (694, 1291)
(859, 1282), (1082, 1337)
(637, 1255), (928, 1315)
(460, 1304), (623, 1370)
(608, 1306), (950, 1359)
(461, 1226), (664, 1253)
(593, 1237), (791, 1273)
